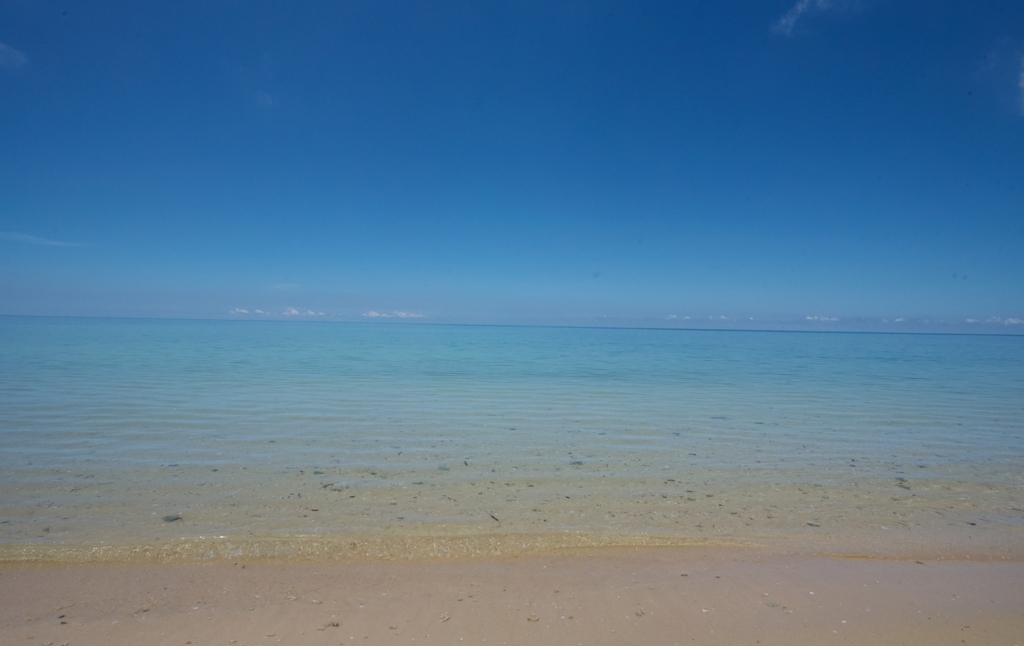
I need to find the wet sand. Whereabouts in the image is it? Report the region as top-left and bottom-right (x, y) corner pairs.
(5, 459), (1023, 564)
(3, 548), (1022, 646)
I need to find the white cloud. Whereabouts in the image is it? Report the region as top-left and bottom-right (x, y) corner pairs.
(255, 309), (267, 314)
(0, 41), (28, 70)
(966, 318), (978, 323)
(807, 315), (839, 322)
(1005, 318), (1022, 325)
(230, 308), (249, 314)
(0, 231), (81, 246)
(684, 316), (690, 320)
(283, 307), (300, 316)
(773, 0), (833, 36)
(667, 314), (677, 320)
(364, 311), (422, 319)
(719, 315), (728, 320)
(894, 318), (905, 323)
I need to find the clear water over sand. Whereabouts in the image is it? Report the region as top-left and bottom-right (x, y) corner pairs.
(1, 317), (1022, 561)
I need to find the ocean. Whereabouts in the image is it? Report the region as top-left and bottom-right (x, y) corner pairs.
(1, 317), (1022, 561)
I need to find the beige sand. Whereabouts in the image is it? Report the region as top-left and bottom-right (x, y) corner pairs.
(3, 548), (1022, 646)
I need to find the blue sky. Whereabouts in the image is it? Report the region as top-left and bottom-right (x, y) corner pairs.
(1, 1), (1022, 332)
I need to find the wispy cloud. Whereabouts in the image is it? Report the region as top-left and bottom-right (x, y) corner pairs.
(256, 90), (278, 108)
(806, 315), (839, 322)
(0, 231), (82, 247)
(230, 308), (249, 314)
(0, 41), (28, 70)
(976, 316), (1024, 325)
(1019, 55), (1024, 115)
(363, 310), (424, 319)
(772, 0), (834, 36)
(283, 307), (301, 316)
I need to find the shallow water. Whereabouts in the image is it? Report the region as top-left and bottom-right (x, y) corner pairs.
(1, 317), (1022, 561)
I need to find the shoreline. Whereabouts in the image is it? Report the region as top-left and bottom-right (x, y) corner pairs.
(3, 546), (1022, 645)
(3, 525), (1022, 567)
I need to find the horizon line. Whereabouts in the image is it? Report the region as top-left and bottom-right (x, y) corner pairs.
(2, 313), (1023, 339)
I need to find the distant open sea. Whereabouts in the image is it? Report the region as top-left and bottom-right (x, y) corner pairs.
(1, 317), (1022, 562)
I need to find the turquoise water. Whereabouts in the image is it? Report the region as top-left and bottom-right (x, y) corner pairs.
(1, 317), (1023, 560)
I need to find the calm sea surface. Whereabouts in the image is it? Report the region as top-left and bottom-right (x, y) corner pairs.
(1, 317), (1022, 561)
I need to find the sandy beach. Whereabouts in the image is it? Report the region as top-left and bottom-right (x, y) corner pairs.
(3, 547), (1023, 646)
